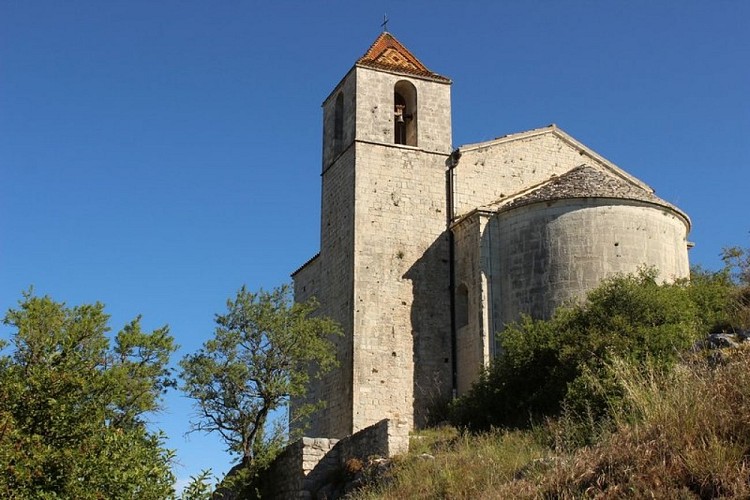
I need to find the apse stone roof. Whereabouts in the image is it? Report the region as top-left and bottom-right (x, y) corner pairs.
(493, 165), (690, 224)
(356, 32), (450, 83)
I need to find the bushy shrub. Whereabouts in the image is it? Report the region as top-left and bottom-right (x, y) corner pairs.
(688, 266), (738, 333)
(719, 245), (750, 330)
(450, 268), (734, 432)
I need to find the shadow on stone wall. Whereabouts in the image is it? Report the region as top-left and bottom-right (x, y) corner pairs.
(403, 232), (453, 428)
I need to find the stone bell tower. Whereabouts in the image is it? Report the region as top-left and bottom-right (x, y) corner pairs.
(292, 32), (454, 438)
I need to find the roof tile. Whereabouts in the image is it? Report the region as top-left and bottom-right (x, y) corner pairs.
(357, 32), (450, 82)
(499, 165), (688, 222)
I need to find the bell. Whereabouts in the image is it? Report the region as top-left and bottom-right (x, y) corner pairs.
(395, 104), (406, 123)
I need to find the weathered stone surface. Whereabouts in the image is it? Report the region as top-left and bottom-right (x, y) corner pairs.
(490, 198), (690, 330)
(453, 126), (653, 218)
(292, 31), (691, 438)
(258, 419), (404, 499)
(499, 165), (686, 218)
(294, 39), (454, 438)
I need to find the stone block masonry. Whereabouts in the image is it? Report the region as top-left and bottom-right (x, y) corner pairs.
(258, 419), (407, 499)
(352, 141), (452, 432)
(454, 127), (650, 218)
(295, 49), (455, 438)
(291, 30), (690, 464)
(490, 199), (690, 329)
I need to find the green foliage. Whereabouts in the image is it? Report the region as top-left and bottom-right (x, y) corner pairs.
(179, 469), (216, 500)
(451, 269), (732, 432)
(354, 426), (548, 500)
(355, 351), (750, 499)
(179, 284), (341, 486)
(0, 291), (177, 499)
(720, 245), (750, 330)
(687, 266), (736, 333)
(722, 245), (750, 286)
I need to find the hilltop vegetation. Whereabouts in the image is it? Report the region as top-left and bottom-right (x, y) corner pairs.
(451, 265), (740, 435)
(355, 348), (750, 499)
(354, 249), (750, 499)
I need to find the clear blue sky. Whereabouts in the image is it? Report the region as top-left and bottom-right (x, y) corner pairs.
(2, 0), (748, 490)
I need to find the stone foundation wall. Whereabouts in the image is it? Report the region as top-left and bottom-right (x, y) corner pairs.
(259, 419), (406, 499)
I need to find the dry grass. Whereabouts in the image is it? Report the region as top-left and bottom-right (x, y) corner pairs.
(354, 348), (750, 499)
(354, 426), (549, 499)
(524, 349), (750, 499)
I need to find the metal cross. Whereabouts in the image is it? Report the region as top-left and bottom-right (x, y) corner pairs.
(381, 14), (389, 32)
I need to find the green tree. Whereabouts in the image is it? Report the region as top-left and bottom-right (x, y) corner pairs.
(451, 268), (733, 432)
(179, 284), (341, 481)
(722, 245), (750, 286)
(179, 469), (215, 500)
(721, 245), (750, 330)
(0, 291), (177, 499)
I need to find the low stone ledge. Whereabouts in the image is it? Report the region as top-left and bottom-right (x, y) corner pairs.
(258, 418), (407, 499)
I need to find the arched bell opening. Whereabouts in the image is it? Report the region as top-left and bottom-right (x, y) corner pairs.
(394, 80), (417, 146)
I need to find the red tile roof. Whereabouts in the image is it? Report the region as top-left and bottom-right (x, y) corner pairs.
(356, 32), (450, 82)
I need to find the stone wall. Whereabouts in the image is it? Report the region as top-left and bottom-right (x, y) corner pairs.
(290, 255), (323, 438)
(292, 255), (320, 305)
(352, 140), (452, 432)
(449, 196), (690, 395)
(259, 419), (406, 499)
(353, 67), (451, 154)
(298, 143), (356, 438)
(296, 63), (456, 438)
(452, 214), (492, 395)
(322, 69), (357, 171)
(454, 127), (649, 218)
(347, 66), (453, 432)
(489, 198), (691, 330)
(258, 437), (337, 499)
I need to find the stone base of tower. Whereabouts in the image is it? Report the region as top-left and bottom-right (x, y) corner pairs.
(255, 419), (408, 499)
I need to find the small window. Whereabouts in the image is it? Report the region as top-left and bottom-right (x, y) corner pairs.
(334, 92), (344, 146)
(393, 80), (417, 146)
(456, 283), (469, 328)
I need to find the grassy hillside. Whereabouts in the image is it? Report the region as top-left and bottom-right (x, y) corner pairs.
(354, 346), (750, 499)
(353, 259), (750, 499)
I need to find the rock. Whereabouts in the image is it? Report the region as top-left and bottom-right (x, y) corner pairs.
(707, 333), (740, 349)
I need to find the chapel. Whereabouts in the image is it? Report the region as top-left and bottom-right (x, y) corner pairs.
(291, 32), (691, 439)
